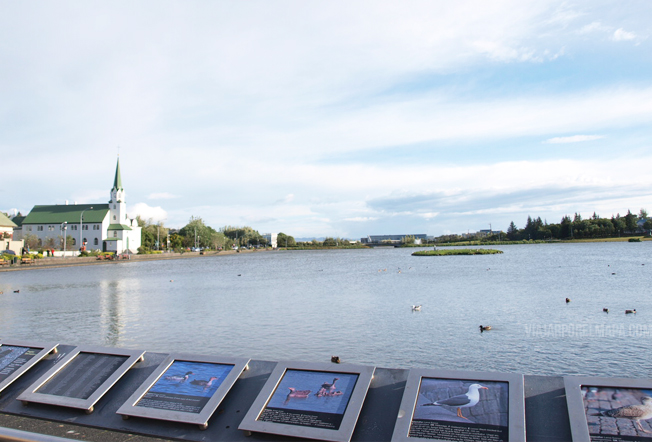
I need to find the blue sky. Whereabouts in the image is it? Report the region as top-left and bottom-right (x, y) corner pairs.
(1, 1), (651, 239)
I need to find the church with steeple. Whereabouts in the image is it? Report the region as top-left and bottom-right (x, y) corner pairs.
(18, 158), (142, 254)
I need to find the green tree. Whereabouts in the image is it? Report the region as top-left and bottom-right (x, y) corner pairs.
(624, 210), (638, 233)
(136, 217), (170, 251)
(611, 215), (626, 236)
(523, 216), (543, 240)
(45, 237), (56, 249)
(207, 231), (229, 249)
(221, 226), (265, 248)
(643, 219), (652, 233)
(277, 232), (295, 247)
(323, 237), (337, 246)
(560, 215), (572, 238)
(23, 234), (39, 251)
(179, 216), (217, 249)
(506, 221), (519, 240)
(401, 235), (416, 245)
(169, 233), (183, 250)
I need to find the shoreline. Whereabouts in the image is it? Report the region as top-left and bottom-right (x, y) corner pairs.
(2, 238), (648, 272)
(0, 248), (269, 272)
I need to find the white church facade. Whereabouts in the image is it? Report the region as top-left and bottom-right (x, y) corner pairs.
(19, 159), (142, 254)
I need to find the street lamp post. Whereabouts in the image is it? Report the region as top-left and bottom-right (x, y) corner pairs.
(60, 222), (67, 257)
(80, 207), (93, 252)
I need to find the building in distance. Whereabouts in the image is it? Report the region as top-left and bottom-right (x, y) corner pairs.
(16, 158), (141, 254)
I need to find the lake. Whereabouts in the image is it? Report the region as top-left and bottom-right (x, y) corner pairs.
(1, 243), (650, 378)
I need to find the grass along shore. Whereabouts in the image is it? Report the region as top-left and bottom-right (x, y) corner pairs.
(431, 236), (651, 247)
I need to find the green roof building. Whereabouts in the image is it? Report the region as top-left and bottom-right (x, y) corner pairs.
(18, 158), (142, 254)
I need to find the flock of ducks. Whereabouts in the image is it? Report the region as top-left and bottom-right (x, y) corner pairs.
(163, 371), (220, 390)
(284, 377), (343, 403)
(408, 292), (639, 335)
(566, 297), (637, 314)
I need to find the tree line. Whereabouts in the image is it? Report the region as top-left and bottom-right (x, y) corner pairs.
(138, 216), (277, 252)
(139, 217), (364, 251)
(504, 209), (650, 241)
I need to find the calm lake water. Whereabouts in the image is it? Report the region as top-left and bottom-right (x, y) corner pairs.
(1, 243), (650, 377)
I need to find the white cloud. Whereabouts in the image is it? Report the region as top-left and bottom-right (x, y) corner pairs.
(576, 22), (640, 44)
(577, 21), (610, 34)
(129, 203), (168, 223)
(544, 135), (605, 144)
(344, 217), (379, 222)
(275, 194), (295, 204)
(612, 28), (636, 42)
(2, 1), (651, 238)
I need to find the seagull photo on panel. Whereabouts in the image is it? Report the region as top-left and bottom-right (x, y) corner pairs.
(413, 378), (509, 427)
(583, 387), (652, 437)
(423, 383), (487, 419)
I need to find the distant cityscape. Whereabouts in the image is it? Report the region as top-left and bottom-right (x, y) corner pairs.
(2, 156), (648, 256)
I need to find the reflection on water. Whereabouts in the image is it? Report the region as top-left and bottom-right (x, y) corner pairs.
(0, 243), (651, 377)
(99, 280), (124, 346)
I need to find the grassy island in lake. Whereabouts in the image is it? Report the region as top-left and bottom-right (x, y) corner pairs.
(412, 249), (504, 256)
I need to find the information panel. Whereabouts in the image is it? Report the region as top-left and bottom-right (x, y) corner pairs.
(239, 361), (375, 442)
(17, 345), (144, 413)
(392, 369), (525, 442)
(565, 376), (652, 442)
(0, 340), (58, 395)
(37, 352), (128, 399)
(257, 369), (359, 431)
(117, 354), (249, 429)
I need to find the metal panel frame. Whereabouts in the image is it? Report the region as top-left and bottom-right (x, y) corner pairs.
(391, 368), (526, 442)
(238, 361), (376, 442)
(0, 339), (58, 395)
(564, 375), (652, 442)
(116, 353), (250, 429)
(16, 345), (145, 413)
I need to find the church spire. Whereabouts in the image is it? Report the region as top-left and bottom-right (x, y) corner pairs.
(112, 157), (123, 191)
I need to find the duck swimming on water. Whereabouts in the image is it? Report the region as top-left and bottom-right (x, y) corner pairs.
(165, 371), (194, 382)
(287, 388), (311, 398)
(190, 376), (218, 387)
(479, 325), (492, 332)
(316, 378), (339, 396)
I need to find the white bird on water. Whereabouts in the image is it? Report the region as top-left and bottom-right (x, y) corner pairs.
(423, 383), (488, 419)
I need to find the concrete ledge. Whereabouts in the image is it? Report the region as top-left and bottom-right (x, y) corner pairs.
(0, 344), (575, 442)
